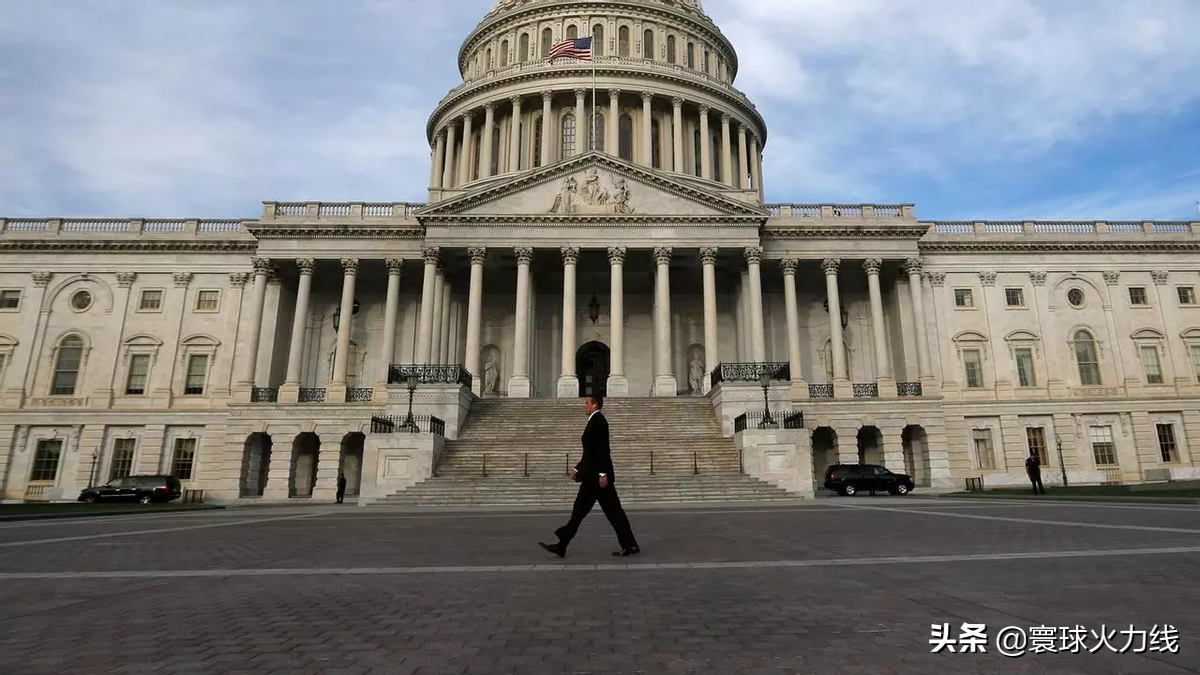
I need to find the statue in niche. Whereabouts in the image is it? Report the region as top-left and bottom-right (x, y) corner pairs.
(482, 352), (500, 395)
(548, 176), (577, 214)
(688, 350), (705, 394)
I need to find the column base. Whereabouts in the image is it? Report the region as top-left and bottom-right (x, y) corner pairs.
(278, 382), (300, 404)
(876, 376), (898, 398)
(605, 375), (629, 397)
(654, 375), (677, 397)
(918, 375), (941, 397)
(326, 382), (348, 404)
(508, 376), (531, 398)
(556, 375), (580, 398)
(833, 378), (853, 399)
(789, 379), (809, 401)
(232, 382), (253, 403)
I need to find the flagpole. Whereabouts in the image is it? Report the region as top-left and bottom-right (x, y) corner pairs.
(590, 39), (597, 151)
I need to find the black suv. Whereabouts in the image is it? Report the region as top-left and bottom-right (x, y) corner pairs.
(823, 463), (915, 496)
(77, 475), (183, 505)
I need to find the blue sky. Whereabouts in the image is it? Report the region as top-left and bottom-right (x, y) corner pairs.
(1, 0), (1198, 221)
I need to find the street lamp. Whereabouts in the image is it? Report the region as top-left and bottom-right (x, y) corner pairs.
(1054, 435), (1069, 487)
(402, 373), (418, 430)
(758, 369), (776, 427)
(88, 450), (99, 488)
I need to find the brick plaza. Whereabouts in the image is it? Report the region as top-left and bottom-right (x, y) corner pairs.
(0, 497), (1196, 675)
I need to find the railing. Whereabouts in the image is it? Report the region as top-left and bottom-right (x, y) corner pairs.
(734, 409), (805, 432)
(250, 387), (279, 403)
(927, 220), (1199, 236)
(764, 203), (911, 219)
(345, 387), (374, 403)
(964, 476), (985, 492)
(808, 383), (834, 398)
(709, 362), (790, 388)
(852, 383), (879, 398)
(263, 202), (425, 220)
(1098, 466), (1122, 485)
(896, 382), (923, 397)
(0, 217), (250, 236)
(369, 414), (445, 436)
(22, 483), (51, 501)
(387, 364), (474, 389)
(298, 388), (326, 403)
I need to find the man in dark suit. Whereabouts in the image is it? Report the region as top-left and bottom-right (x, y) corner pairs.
(539, 395), (640, 558)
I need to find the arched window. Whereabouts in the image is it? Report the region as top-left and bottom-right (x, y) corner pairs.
(618, 114), (633, 161)
(499, 39), (509, 66)
(703, 48), (710, 73)
(519, 34), (529, 62)
(490, 125), (502, 175)
(651, 118), (662, 169)
(687, 41), (695, 68)
(618, 26), (630, 56)
(589, 112), (606, 151)
(541, 28), (553, 57)
(532, 116), (543, 168)
(561, 113), (576, 158)
(51, 335), (84, 396)
(593, 24), (605, 56)
(1074, 330), (1101, 385)
(667, 35), (676, 63)
(643, 29), (655, 59)
(485, 48), (492, 71)
(566, 25), (577, 40)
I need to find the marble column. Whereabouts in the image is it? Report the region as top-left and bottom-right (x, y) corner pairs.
(904, 257), (931, 381)
(653, 246), (677, 396)
(415, 247), (439, 363)
(671, 97), (684, 173)
(431, 131), (446, 189)
(279, 258), (315, 404)
(822, 258), (850, 396)
(606, 246), (629, 397)
(464, 247), (486, 394)
(430, 267), (445, 363)
(698, 105), (712, 181)
(781, 258), (807, 397)
(745, 247), (766, 362)
(720, 114), (733, 187)
(438, 277), (453, 364)
(509, 247), (533, 397)
(539, 91), (552, 167)
(864, 258), (895, 396)
(328, 257), (359, 401)
(238, 257), (272, 392)
(557, 247), (580, 397)
(457, 113), (474, 185)
(640, 91), (652, 167)
(574, 89), (586, 154)
(700, 247), (719, 393)
(480, 104), (495, 178)
(508, 96), (522, 172)
(607, 89), (620, 157)
(442, 124), (457, 188)
(749, 136), (761, 193)
(737, 125), (749, 189)
(374, 258), (402, 398)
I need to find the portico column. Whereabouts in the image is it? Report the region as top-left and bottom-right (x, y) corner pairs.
(442, 124), (457, 188)
(328, 257), (359, 400)
(864, 258), (895, 397)
(822, 258), (851, 396)
(431, 131), (446, 189)
(557, 247), (580, 397)
(745, 247), (766, 362)
(698, 105), (712, 180)
(653, 246), (677, 396)
(278, 258), (315, 404)
(540, 91), (552, 167)
(438, 277), (453, 364)
(640, 91), (652, 167)
(574, 89), (586, 154)
(781, 258), (807, 398)
(464, 247), (486, 393)
(457, 113), (474, 185)
(671, 97), (684, 172)
(509, 247), (534, 397)
(750, 136), (763, 196)
(607, 89), (620, 157)
(700, 247), (719, 393)
(430, 267), (445, 363)
(720, 114), (733, 187)
(373, 258), (402, 399)
(905, 257), (932, 381)
(737, 125), (749, 189)
(480, 104), (495, 178)
(415, 247), (440, 363)
(238, 257), (272, 394)
(508, 96), (522, 172)
(606, 246), (629, 397)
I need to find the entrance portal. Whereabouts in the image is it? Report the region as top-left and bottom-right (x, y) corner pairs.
(575, 341), (610, 397)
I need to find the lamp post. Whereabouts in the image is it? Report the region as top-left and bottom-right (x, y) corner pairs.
(88, 450), (99, 488)
(1055, 435), (1069, 487)
(758, 369), (775, 427)
(402, 373), (418, 430)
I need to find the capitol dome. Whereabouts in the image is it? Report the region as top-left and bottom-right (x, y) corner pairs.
(425, 0), (766, 203)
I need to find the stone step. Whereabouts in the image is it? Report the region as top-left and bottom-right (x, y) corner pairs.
(372, 475), (797, 506)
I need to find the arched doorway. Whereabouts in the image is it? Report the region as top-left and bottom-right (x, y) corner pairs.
(239, 433), (272, 498)
(903, 425), (931, 487)
(290, 432), (321, 498)
(576, 341), (610, 397)
(340, 432), (365, 498)
(857, 426), (882, 465)
(811, 427), (838, 492)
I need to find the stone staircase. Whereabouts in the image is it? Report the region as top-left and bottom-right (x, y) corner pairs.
(371, 397), (800, 507)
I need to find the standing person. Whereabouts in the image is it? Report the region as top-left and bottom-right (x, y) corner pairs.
(539, 396), (640, 558)
(336, 472), (347, 504)
(1025, 451), (1045, 495)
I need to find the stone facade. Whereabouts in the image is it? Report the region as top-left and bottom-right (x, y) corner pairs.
(2, 0), (1199, 502)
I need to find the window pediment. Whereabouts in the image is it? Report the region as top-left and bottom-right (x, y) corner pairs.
(1130, 328), (1166, 343)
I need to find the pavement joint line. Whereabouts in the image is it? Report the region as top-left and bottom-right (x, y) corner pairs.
(2, 545), (1199, 579)
(925, 497), (1200, 512)
(0, 511), (331, 548)
(827, 501), (1200, 534)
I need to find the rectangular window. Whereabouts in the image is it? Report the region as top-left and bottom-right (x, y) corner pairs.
(1026, 426), (1049, 466)
(1191, 345), (1200, 383)
(962, 349), (984, 388)
(171, 438), (197, 480)
(194, 290), (219, 311)
(972, 429), (995, 470)
(1014, 348), (1036, 387)
(30, 439), (62, 482)
(1004, 288), (1024, 307)
(125, 354), (150, 395)
(1128, 287), (1147, 306)
(138, 289), (163, 311)
(183, 354), (208, 395)
(109, 438), (136, 480)
(1089, 425), (1116, 466)
(0, 289), (20, 309)
(1140, 345), (1163, 384)
(1177, 286), (1196, 305)
(953, 289), (974, 307)
(1155, 423), (1179, 463)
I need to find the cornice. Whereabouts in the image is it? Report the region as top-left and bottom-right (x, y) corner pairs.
(765, 226), (928, 240)
(919, 240), (1200, 254)
(243, 224), (425, 239)
(421, 215), (763, 226)
(0, 240), (257, 253)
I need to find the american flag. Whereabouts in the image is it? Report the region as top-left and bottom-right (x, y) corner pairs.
(548, 36), (593, 63)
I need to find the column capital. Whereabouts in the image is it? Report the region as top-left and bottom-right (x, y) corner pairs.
(640, 90), (653, 103)
(743, 246), (763, 265)
(574, 88), (586, 98)
(903, 257), (923, 276)
(720, 113), (731, 124)
(462, 111), (473, 124)
(296, 258), (315, 275)
(468, 247), (487, 265)
(924, 271), (946, 287)
(1151, 270), (1169, 286)
(422, 246), (441, 265)
(510, 95), (522, 107)
(560, 246), (580, 265)
(228, 272), (249, 287)
(483, 102), (496, 113)
(607, 246), (627, 265)
(781, 258), (799, 275)
(31, 271), (52, 287)
(608, 88), (621, 98)
(116, 271), (137, 287)
(340, 258), (359, 275)
(979, 271), (996, 287)
(385, 258), (404, 274)
(1102, 270), (1120, 286)
(541, 90), (553, 102)
(173, 272), (193, 288)
(863, 258), (882, 275)
(514, 246), (534, 264)
(821, 258), (840, 276)
(251, 257), (273, 274)
(653, 246), (673, 265)
(699, 247), (719, 265)
(698, 104), (710, 115)
(671, 96), (683, 108)
(1030, 270), (1048, 286)
(436, 128), (446, 140)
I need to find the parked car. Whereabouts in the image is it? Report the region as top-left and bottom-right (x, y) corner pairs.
(77, 474), (183, 505)
(823, 463), (915, 496)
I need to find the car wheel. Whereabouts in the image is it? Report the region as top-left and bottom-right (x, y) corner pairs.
(844, 485), (856, 496)
(896, 484), (909, 495)
(139, 494), (152, 505)
(84, 495), (97, 504)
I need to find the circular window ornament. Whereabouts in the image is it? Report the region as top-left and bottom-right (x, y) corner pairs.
(70, 289), (93, 311)
(1067, 288), (1085, 308)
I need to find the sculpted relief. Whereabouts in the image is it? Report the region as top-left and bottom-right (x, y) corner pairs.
(548, 168), (634, 215)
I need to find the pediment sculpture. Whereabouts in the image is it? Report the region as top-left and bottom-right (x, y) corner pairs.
(548, 168), (635, 215)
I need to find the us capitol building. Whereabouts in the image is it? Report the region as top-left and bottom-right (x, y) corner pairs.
(2, 0), (1198, 504)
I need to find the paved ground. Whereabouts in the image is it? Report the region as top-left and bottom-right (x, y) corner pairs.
(0, 497), (1196, 675)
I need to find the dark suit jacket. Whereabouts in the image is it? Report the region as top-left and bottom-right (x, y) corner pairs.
(574, 411), (616, 486)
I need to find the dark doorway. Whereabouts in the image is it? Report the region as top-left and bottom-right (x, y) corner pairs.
(576, 341), (611, 397)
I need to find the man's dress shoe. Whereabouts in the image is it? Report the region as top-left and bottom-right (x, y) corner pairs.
(538, 541), (565, 558)
(611, 546), (640, 557)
